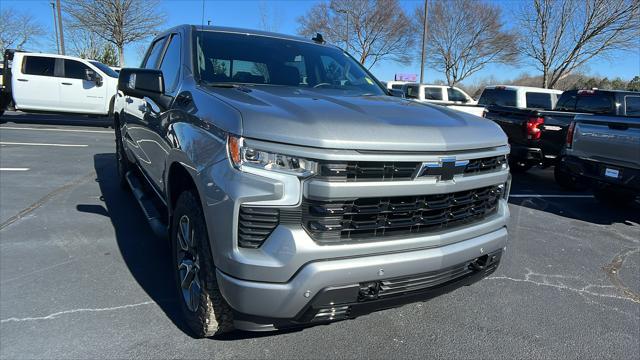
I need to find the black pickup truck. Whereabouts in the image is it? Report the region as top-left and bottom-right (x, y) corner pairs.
(485, 89), (640, 181)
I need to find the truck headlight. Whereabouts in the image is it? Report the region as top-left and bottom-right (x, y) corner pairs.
(227, 135), (317, 177)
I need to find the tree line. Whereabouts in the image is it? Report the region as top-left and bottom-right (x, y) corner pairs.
(1, 0), (637, 89)
(298, 0), (639, 89)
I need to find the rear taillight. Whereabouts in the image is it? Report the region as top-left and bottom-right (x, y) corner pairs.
(525, 116), (545, 140)
(566, 121), (576, 148)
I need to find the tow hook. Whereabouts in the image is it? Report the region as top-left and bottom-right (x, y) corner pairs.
(469, 254), (491, 271)
(358, 281), (380, 300)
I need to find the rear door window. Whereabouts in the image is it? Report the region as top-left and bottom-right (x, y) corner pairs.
(624, 96), (640, 116)
(575, 93), (614, 114)
(424, 87), (443, 100)
(525, 92), (553, 109)
(22, 56), (55, 77)
(478, 88), (517, 107)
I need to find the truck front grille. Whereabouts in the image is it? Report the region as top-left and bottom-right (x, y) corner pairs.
(303, 185), (502, 244)
(317, 156), (506, 181)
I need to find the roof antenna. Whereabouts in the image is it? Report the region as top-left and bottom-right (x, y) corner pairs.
(312, 33), (325, 44)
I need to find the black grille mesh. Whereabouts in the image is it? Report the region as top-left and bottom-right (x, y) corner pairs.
(317, 156), (506, 181)
(303, 185), (502, 244)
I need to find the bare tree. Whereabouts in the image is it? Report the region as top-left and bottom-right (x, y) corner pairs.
(416, 0), (518, 87)
(519, 0), (640, 89)
(63, 0), (165, 66)
(66, 25), (106, 59)
(258, 1), (281, 32)
(297, 0), (415, 68)
(0, 8), (45, 56)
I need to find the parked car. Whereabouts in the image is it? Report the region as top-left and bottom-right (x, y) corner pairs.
(0, 49), (119, 117)
(401, 83), (485, 117)
(114, 25), (511, 336)
(478, 85), (563, 110)
(483, 89), (638, 174)
(384, 80), (408, 90)
(557, 113), (639, 204)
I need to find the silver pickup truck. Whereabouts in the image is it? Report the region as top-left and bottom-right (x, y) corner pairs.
(113, 25), (511, 336)
(559, 112), (640, 205)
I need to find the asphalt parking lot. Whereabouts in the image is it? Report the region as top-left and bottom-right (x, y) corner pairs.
(1, 111), (638, 359)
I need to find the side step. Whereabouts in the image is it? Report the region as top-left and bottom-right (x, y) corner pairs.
(125, 171), (168, 240)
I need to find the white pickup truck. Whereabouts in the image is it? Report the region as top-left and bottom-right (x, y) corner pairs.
(0, 50), (119, 117)
(477, 85), (563, 110)
(400, 83), (486, 117)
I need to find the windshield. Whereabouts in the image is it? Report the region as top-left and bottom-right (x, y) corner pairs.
(89, 61), (119, 78)
(195, 31), (385, 96)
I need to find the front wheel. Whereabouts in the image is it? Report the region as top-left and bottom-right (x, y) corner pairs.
(509, 159), (533, 173)
(554, 164), (586, 190)
(171, 190), (234, 337)
(114, 118), (132, 190)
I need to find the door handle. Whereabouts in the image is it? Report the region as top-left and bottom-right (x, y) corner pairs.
(61, 82), (72, 85)
(17, 79), (28, 82)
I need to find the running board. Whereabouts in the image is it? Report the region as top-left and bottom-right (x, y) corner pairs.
(125, 171), (168, 240)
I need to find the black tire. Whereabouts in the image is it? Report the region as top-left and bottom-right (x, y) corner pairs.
(509, 159), (533, 173)
(554, 164), (586, 190)
(593, 187), (635, 208)
(114, 117), (132, 190)
(171, 190), (234, 337)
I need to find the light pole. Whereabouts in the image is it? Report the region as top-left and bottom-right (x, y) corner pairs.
(335, 9), (349, 53)
(419, 0), (428, 84)
(50, 2), (60, 54)
(56, 0), (65, 55)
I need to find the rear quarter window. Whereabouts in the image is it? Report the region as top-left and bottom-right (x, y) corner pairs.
(525, 92), (553, 109)
(478, 88), (517, 107)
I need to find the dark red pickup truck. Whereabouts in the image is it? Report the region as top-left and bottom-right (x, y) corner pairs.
(484, 89), (640, 185)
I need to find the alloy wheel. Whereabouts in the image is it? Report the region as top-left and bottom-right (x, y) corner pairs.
(176, 215), (202, 312)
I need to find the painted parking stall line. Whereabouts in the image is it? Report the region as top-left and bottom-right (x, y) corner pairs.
(0, 142), (89, 147)
(0, 126), (113, 134)
(509, 194), (594, 198)
(0, 168), (30, 171)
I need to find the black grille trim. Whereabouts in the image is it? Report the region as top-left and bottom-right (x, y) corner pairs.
(303, 185), (502, 244)
(317, 156), (506, 182)
(238, 206), (279, 248)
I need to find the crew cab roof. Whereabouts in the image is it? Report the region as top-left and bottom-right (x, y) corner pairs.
(483, 85), (563, 94)
(157, 24), (333, 47)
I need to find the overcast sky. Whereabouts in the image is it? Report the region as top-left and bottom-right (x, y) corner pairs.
(4, 0), (639, 85)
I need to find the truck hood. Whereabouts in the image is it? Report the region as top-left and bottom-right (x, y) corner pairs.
(207, 86), (507, 152)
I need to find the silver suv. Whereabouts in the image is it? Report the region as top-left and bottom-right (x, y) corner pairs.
(113, 25), (511, 336)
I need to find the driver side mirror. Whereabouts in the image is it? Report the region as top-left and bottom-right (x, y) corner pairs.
(388, 89), (405, 98)
(118, 68), (171, 109)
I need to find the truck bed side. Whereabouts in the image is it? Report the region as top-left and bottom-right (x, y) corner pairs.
(570, 115), (640, 170)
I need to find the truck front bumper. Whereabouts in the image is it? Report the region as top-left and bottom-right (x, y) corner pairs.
(217, 226), (507, 331)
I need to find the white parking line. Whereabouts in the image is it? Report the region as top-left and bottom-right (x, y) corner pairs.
(510, 194), (594, 198)
(0, 168), (30, 171)
(0, 142), (88, 147)
(0, 126), (112, 134)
